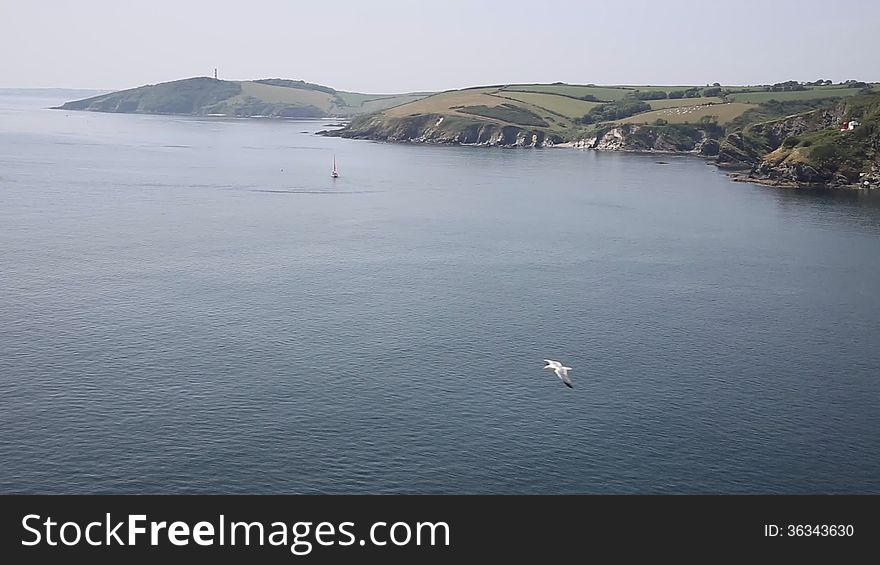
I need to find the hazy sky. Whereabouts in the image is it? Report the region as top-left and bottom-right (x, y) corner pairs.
(1, 0), (877, 92)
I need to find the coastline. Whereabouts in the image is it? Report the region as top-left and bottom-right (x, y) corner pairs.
(725, 171), (876, 190)
(319, 130), (878, 191)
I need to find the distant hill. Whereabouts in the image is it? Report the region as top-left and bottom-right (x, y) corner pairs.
(55, 77), (430, 118)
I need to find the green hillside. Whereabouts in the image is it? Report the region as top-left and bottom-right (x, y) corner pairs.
(337, 83), (749, 143)
(56, 77), (430, 118)
(335, 80), (877, 143)
(500, 83), (635, 101)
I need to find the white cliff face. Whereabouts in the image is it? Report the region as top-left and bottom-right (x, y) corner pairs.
(569, 125), (713, 153)
(333, 112), (558, 148)
(593, 127), (628, 151)
(562, 137), (597, 149)
(339, 113), (718, 153)
(513, 131), (530, 147)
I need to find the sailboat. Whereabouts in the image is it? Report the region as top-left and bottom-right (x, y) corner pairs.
(331, 156), (339, 178)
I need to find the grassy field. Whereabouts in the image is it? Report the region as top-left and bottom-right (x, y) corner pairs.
(458, 103), (549, 127)
(240, 81), (335, 110)
(237, 82), (431, 116)
(355, 94), (431, 113)
(336, 91), (383, 107)
(375, 84), (751, 130)
(727, 87), (865, 103)
(380, 87), (585, 129)
(335, 91), (430, 112)
(646, 96), (724, 109)
(383, 89), (509, 117)
(618, 102), (755, 125)
(495, 91), (601, 118)
(359, 82), (878, 137)
(500, 84), (634, 101)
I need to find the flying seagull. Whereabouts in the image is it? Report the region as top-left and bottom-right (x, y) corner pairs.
(543, 359), (573, 388)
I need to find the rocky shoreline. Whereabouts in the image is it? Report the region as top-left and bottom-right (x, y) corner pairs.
(324, 129), (880, 190)
(725, 166), (880, 190)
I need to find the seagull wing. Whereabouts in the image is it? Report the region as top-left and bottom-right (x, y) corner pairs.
(554, 367), (573, 388)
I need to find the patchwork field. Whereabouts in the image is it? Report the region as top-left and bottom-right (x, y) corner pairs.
(382, 83), (860, 129)
(383, 88), (508, 118)
(373, 85), (759, 131)
(355, 94), (430, 113)
(335, 91), (430, 113)
(340, 81), (877, 141)
(494, 91), (602, 118)
(500, 84), (635, 101)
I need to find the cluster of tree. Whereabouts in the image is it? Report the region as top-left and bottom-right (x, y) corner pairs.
(764, 80), (807, 92)
(666, 87), (721, 99)
(628, 86), (725, 101)
(758, 79), (871, 91)
(578, 100), (651, 124)
(632, 90), (668, 100)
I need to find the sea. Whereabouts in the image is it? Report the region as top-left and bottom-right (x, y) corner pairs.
(1, 90), (879, 493)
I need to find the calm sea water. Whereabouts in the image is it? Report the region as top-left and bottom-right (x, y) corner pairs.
(2, 93), (879, 494)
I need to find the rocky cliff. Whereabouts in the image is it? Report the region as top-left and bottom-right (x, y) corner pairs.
(718, 95), (880, 188)
(715, 108), (842, 170)
(329, 113), (724, 154)
(324, 113), (560, 147)
(565, 124), (721, 155)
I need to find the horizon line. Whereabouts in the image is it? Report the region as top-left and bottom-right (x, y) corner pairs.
(2, 76), (878, 96)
